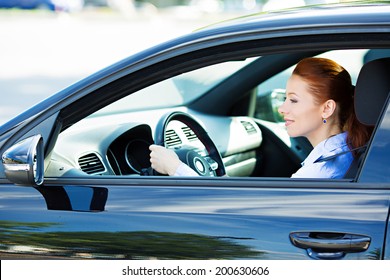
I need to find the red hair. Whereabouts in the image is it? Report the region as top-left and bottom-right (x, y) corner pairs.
(292, 57), (372, 155)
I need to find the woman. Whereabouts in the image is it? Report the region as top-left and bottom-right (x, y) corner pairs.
(278, 57), (371, 178)
(149, 57), (372, 178)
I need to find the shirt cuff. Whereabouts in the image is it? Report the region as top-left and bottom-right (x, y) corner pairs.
(174, 163), (199, 176)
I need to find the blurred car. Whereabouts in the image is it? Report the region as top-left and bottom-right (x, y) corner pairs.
(0, 2), (390, 260)
(0, 0), (84, 12)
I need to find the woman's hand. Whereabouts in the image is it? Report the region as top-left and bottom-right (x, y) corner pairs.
(149, 144), (182, 176)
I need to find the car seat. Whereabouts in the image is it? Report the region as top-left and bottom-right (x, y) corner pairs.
(344, 57), (390, 179)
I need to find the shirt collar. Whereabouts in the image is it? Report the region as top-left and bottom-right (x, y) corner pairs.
(302, 132), (349, 166)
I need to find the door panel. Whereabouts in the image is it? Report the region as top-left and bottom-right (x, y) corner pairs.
(0, 182), (389, 260)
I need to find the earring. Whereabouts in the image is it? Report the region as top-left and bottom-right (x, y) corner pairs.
(323, 118), (327, 124)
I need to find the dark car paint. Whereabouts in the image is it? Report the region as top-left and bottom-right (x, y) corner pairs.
(1, 4), (390, 260)
(1, 179), (389, 259)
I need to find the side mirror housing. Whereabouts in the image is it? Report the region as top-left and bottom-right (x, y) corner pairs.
(2, 135), (44, 186)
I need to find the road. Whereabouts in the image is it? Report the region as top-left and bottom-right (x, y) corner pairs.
(0, 8), (233, 125)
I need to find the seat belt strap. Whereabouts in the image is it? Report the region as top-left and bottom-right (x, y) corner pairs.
(314, 145), (367, 163)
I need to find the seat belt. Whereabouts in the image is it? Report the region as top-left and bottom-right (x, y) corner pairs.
(313, 145), (367, 163)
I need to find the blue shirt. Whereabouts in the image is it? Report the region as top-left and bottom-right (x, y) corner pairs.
(292, 132), (353, 179)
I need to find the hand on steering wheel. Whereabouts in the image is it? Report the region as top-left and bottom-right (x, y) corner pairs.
(149, 144), (182, 176)
(152, 111), (226, 177)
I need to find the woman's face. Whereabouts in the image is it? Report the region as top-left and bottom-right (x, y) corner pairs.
(278, 74), (324, 143)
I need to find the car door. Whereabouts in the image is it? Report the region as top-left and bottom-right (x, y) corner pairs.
(1, 102), (389, 260)
(1, 162), (389, 260)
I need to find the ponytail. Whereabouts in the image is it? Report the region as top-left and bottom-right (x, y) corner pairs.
(345, 94), (373, 156)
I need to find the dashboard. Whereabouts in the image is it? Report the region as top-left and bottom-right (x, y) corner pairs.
(47, 108), (263, 178)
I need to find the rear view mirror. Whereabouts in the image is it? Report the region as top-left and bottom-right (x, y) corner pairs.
(2, 135), (44, 186)
(255, 89), (285, 123)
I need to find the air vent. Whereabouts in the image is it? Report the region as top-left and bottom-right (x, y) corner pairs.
(240, 120), (257, 135)
(165, 129), (182, 147)
(78, 153), (105, 174)
(182, 126), (198, 141)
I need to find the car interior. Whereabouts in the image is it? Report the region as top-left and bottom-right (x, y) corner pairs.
(45, 48), (390, 180)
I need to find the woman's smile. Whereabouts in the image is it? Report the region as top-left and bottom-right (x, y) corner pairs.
(284, 118), (294, 127)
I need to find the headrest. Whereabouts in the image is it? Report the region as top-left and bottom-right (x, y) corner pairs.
(355, 57), (390, 126)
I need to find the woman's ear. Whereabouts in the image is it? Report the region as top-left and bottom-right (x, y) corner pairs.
(322, 99), (337, 119)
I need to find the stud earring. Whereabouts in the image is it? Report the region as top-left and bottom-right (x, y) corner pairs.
(323, 118), (327, 124)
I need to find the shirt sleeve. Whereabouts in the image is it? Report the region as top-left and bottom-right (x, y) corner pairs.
(174, 163), (199, 176)
(291, 155), (353, 179)
(291, 163), (326, 178)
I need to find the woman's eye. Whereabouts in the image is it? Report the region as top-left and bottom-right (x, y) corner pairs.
(289, 98), (298, 104)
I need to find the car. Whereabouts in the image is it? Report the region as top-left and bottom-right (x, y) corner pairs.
(0, 2), (390, 260)
(0, 0), (84, 12)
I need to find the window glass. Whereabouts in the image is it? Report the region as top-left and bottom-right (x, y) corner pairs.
(90, 57), (257, 117)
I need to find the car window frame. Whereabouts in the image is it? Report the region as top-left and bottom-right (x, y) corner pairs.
(47, 52), (389, 185)
(359, 98), (390, 183)
(2, 31), (390, 186)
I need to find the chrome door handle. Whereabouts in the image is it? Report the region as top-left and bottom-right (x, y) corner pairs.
(289, 231), (371, 260)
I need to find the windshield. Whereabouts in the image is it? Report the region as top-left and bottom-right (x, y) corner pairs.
(90, 57), (257, 117)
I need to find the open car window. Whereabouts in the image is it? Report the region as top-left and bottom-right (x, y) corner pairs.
(47, 49), (389, 180)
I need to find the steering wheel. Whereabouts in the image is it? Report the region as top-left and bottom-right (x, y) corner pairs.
(154, 111), (226, 177)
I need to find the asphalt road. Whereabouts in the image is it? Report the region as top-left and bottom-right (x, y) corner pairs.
(0, 8), (233, 125)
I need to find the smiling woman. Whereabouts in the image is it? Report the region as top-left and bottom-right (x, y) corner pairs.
(278, 57), (373, 178)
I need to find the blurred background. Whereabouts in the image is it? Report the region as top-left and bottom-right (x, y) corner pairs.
(0, 0), (348, 125)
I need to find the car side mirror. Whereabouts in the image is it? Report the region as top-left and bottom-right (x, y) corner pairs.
(2, 134), (44, 186)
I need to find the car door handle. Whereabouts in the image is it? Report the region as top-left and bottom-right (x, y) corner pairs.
(289, 231), (371, 260)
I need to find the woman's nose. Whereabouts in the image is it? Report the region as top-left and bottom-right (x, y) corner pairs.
(278, 101), (286, 115)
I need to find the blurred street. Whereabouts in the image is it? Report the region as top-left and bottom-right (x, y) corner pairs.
(0, 7), (238, 125)
(0, 0), (338, 125)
